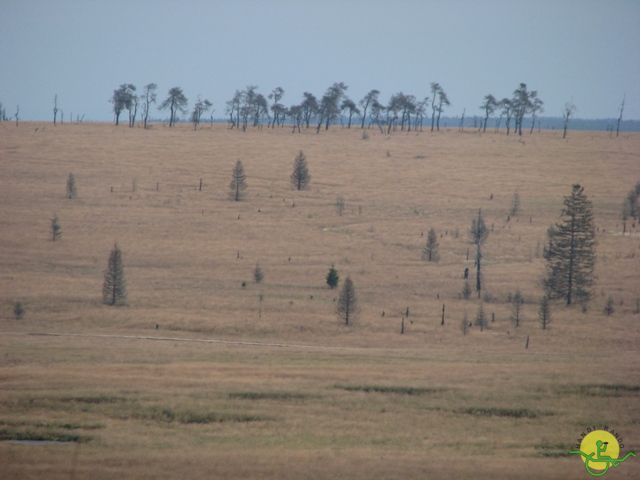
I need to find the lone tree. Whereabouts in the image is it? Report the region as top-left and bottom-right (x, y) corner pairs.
(544, 184), (595, 305)
(510, 191), (521, 216)
(51, 214), (62, 241)
(622, 196), (632, 234)
(461, 311), (469, 335)
(422, 228), (439, 262)
(510, 290), (524, 327)
(616, 95), (625, 137)
(111, 84), (136, 126)
(462, 279), (471, 300)
(254, 263), (264, 283)
(160, 87), (188, 127)
(141, 83), (157, 129)
(623, 181), (640, 231)
(470, 209), (489, 297)
(359, 89), (380, 129)
(604, 296), (615, 316)
(103, 243), (127, 306)
(539, 295), (551, 329)
(475, 302), (487, 332)
(430, 82), (441, 131)
(480, 94), (498, 132)
(191, 97), (212, 130)
(335, 196), (346, 216)
(290, 151), (310, 190)
(340, 97), (360, 129)
(337, 276), (358, 326)
(529, 95), (544, 134)
(66, 173), (77, 199)
(499, 98), (514, 135)
(562, 101), (576, 139)
(435, 86), (450, 131)
(53, 94), (59, 125)
(229, 161), (247, 201)
(326, 265), (339, 289)
(14, 301), (25, 320)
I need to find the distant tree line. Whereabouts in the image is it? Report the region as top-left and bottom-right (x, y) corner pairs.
(103, 81), (556, 135)
(2, 88), (633, 135)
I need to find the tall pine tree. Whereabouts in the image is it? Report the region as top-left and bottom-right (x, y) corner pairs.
(544, 184), (595, 305)
(337, 277), (358, 326)
(103, 243), (127, 305)
(470, 209), (489, 297)
(422, 228), (439, 262)
(229, 160), (247, 201)
(290, 150), (310, 190)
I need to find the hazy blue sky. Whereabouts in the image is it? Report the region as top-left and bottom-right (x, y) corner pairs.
(2, 0), (639, 121)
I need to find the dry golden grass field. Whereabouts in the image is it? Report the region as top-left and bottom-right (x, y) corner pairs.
(0, 122), (639, 479)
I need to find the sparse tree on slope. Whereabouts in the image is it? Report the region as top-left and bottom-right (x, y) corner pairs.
(623, 181), (640, 227)
(66, 173), (77, 199)
(14, 302), (25, 320)
(103, 243), (127, 306)
(290, 151), (310, 190)
(254, 263), (264, 283)
(326, 265), (339, 289)
(229, 161), (247, 201)
(337, 277), (358, 326)
(470, 209), (489, 297)
(422, 228), (439, 262)
(544, 184), (595, 305)
(510, 290), (524, 327)
(475, 302), (487, 331)
(51, 214), (62, 241)
(510, 191), (521, 216)
(539, 295), (551, 329)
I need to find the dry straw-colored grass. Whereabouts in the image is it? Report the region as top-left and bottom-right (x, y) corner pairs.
(0, 123), (639, 479)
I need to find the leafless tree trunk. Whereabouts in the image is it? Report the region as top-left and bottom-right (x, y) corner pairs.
(562, 102), (576, 139)
(616, 95), (625, 137)
(53, 94), (58, 125)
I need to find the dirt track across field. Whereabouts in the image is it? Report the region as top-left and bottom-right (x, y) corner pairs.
(0, 331), (353, 351)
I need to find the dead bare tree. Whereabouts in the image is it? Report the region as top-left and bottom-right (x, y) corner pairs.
(53, 94), (59, 125)
(616, 95), (625, 137)
(562, 101), (576, 139)
(141, 83), (157, 129)
(337, 276), (358, 326)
